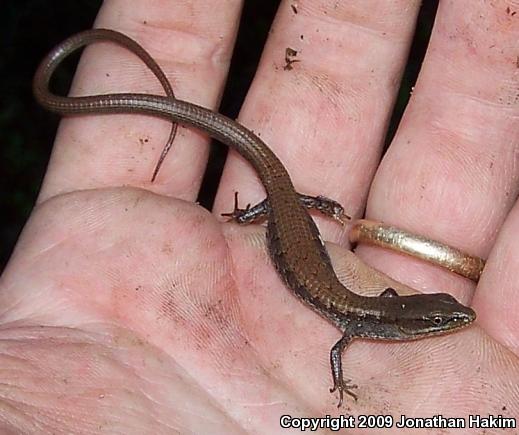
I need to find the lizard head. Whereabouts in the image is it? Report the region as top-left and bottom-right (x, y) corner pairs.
(380, 288), (476, 338)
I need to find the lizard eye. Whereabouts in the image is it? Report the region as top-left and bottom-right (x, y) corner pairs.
(432, 316), (444, 325)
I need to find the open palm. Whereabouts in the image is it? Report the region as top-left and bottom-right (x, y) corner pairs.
(1, 1), (518, 433)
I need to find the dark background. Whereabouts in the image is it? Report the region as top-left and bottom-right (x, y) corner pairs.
(0, 0), (438, 273)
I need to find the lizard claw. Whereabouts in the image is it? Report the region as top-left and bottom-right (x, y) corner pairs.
(330, 378), (358, 408)
(221, 192), (249, 223)
(314, 195), (351, 225)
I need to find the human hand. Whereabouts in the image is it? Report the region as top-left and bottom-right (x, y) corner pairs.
(1, 1), (518, 433)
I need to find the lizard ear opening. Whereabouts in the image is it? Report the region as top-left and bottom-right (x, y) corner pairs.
(380, 288), (398, 298)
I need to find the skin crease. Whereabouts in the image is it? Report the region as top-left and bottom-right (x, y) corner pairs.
(1, 0), (518, 433)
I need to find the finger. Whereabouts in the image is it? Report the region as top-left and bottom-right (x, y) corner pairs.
(357, 1), (519, 299)
(214, 0), (422, 242)
(475, 200), (519, 354)
(38, 0), (242, 203)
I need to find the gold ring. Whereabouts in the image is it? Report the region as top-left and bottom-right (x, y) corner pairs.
(349, 219), (485, 282)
